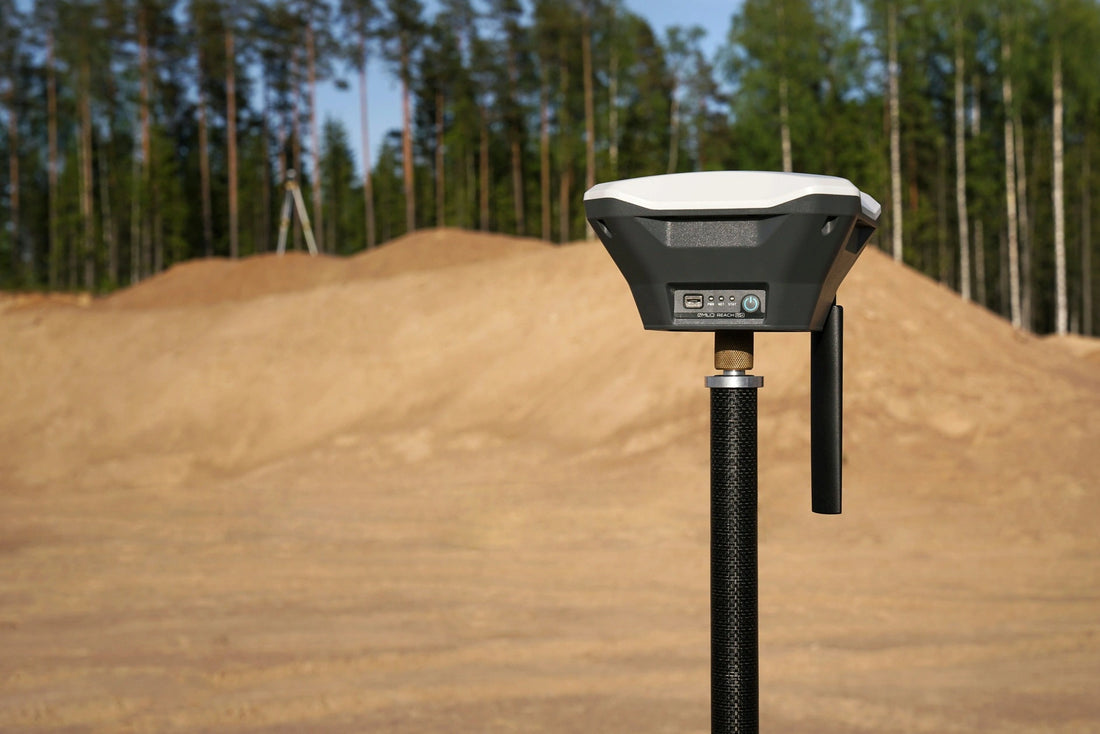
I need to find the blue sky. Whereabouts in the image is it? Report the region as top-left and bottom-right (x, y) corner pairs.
(321, 0), (741, 170)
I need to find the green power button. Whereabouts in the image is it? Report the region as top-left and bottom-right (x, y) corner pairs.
(742, 294), (761, 313)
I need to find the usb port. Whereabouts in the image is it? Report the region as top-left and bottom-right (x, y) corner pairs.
(683, 293), (704, 309)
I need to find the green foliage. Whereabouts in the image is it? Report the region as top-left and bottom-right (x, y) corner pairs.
(320, 115), (361, 254)
(381, 0), (425, 83)
(372, 130), (405, 243)
(337, 0), (378, 70)
(0, 0), (1097, 335)
(616, 13), (671, 179)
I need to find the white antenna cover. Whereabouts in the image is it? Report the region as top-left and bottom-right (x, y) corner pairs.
(584, 171), (881, 222)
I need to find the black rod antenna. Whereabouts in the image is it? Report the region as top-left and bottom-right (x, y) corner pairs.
(810, 302), (843, 514)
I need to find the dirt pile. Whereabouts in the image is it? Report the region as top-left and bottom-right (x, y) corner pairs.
(104, 228), (549, 309)
(1, 229), (1098, 732)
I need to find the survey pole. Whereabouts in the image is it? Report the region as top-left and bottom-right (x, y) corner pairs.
(706, 332), (762, 734)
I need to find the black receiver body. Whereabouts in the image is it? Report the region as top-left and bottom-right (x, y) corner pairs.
(584, 171), (881, 513)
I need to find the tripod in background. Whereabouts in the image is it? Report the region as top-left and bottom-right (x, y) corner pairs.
(275, 170), (318, 256)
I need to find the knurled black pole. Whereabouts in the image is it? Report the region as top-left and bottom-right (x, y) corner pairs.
(709, 384), (759, 734)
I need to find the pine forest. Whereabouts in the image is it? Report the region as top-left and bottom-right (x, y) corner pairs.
(1, 0), (1099, 336)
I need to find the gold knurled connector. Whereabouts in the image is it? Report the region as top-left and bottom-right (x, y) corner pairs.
(715, 331), (754, 371)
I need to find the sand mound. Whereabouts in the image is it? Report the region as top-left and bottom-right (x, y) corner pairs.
(344, 226), (550, 279)
(5, 231), (1095, 499)
(105, 228), (549, 309)
(1, 229), (1098, 732)
(1046, 332), (1100, 365)
(0, 291), (93, 312)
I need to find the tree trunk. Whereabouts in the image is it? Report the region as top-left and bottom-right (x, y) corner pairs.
(306, 24), (323, 253)
(559, 166), (571, 245)
(608, 42), (619, 179)
(47, 30), (60, 288)
(453, 144), (464, 229)
(1015, 118), (1032, 329)
(258, 139), (269, 253)
(80, 62), (95, 290)
(937, 136), (949, 285)
(6, 86), (19, 281)
(582, 6), (595, 240)
(359, 40), (376, 248)
(510, 137), (524, 236)
(970, 67), (984, 306)
(505, 40), (524, 235)
(697, 95), (708, 170)
(668, 82), (680, 174)
(139, 12), (152, 277)
(1052, 40), (1068, 335)
(153, 186), (163, 273)
(558, 37), (571, 244)
(130, 134), (140, 284)
(1001, 29), (1021, 329)
(259, 79), (271, 252)
(278, 120), (287, 184)
(464, 151), (474, 229)
(326, 176), (336, 251)
(291, 52), (302, 251)
(291, 53), (302, 173)
(1082, 129), (1092, 335)
(970, 71), (981, 136)
(400, 38), (415, 234)
(226, 27), (239, 259)
(779, 75), (792, 173)
(479, 109), (489, 231)
(99, 128), (115, 284)
(67, 214), (77, 288)
(999, 227), (1008, 317)
(153, 161), (163, 274)
(435, 90), (445, 228)
(907, 140), (919, 213)
(197, 69), (214, 257)
(776, 0), (792, 173)
(974, 218), (987, 307)
(954, 18), (970, 301)
(887, 1), (903, 262)
(540, 79), (551, 242)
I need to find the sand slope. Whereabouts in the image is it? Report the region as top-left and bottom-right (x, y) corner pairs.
(1, 229), (1098, 732)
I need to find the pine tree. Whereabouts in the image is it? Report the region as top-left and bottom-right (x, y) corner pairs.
(320, 116), (359, 253)
(664, 26), (705, 174)
(373, 130), (404, 242)
(53, 1), (115, 289)
(254, 0), (298, 244)
(417, 16), (461, 229)
(338, 0), (378, 248)
(1001, 14), (1022, 328)
(1051, 3), (1068, 334)
(188, 0), (219, 258)
(611, 13), (670, 180)
(36, 0), (63, 287)
(0, 0), (23, 283)
(580, 0), (596, 239)
(381, 0), (425, 234)
(953, 6), (971, 301)
(725, 0), (835, 173)
(225, 4), (239, 258)
(289, 0), (334, 253)
(887, 1), (903, 261)
(489, 0), (530, 235)
(470, 30), (494, 232)
(533, 0), (563, 241)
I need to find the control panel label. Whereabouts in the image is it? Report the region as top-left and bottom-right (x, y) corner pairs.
(671, 287), (767, 324)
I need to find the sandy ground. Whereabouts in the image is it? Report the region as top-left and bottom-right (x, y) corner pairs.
(1, 227), (1098, 732)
